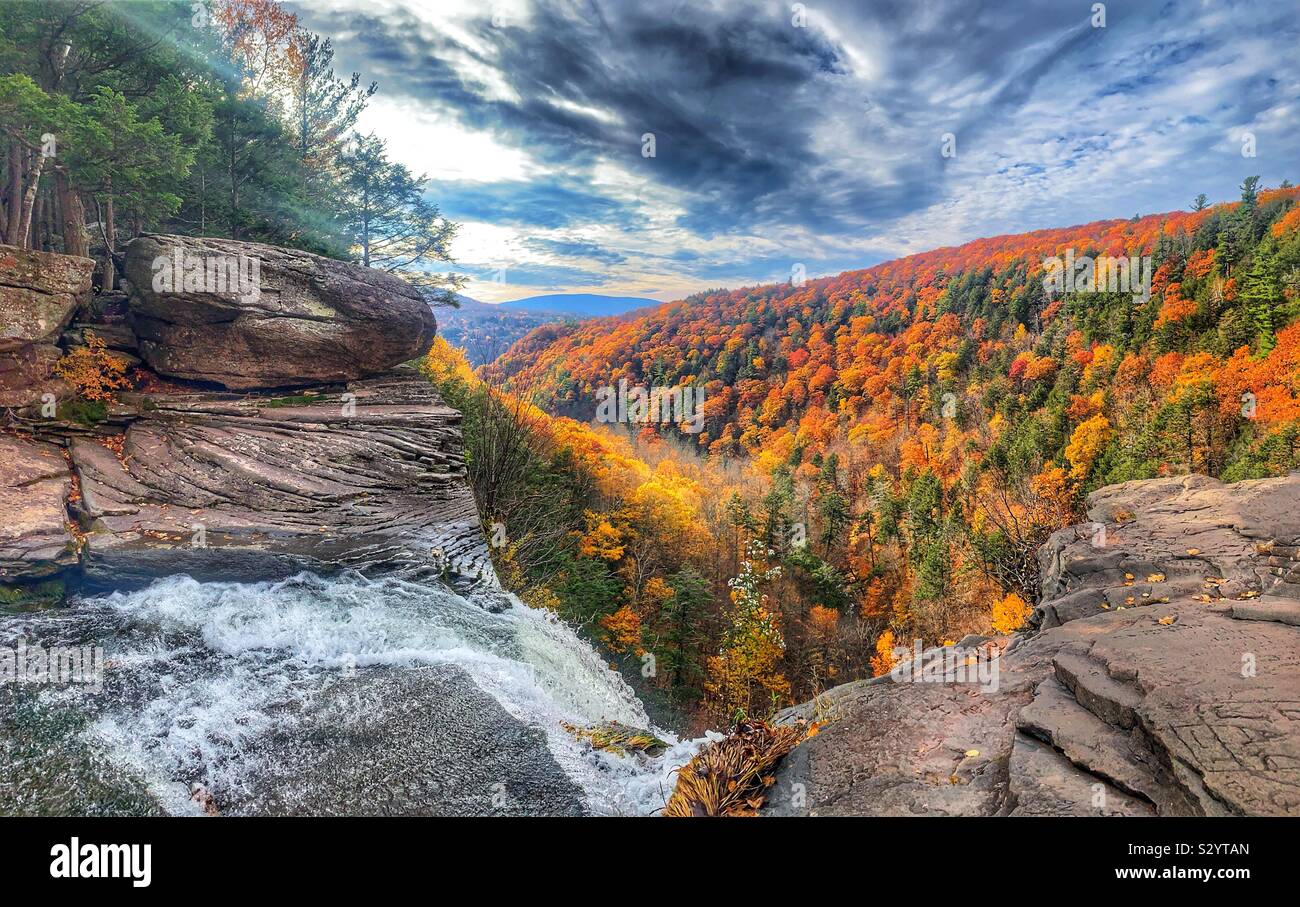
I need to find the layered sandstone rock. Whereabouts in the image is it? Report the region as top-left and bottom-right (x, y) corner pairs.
(0, 236), (487, 604)
(69, 371), (489, 591)
(0, 435), (77, 589)
(765, 472), (1300, 817)
(0, 244), (95, 408)
(122, 235), (437, 390)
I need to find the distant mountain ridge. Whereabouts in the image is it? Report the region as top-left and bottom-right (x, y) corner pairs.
(485, 185), (1300, 483)
(435, 293), (659, 366)
(497, 293), (660, 317)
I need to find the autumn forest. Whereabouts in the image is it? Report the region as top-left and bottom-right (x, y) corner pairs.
(4, 0), (1298, 737)
(427, 182), (1300, 728)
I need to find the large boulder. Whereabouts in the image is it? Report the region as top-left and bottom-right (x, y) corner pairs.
(0, 244), (95, 349)
(0, 434), (78, 593)
(69, 370), (490, 591)
(0, 244), (95, 408)
(764, 472), (1300, 817)
(123, 235), (437, 390)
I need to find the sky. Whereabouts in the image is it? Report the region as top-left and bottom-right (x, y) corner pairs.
(288, 0), (1300, 304)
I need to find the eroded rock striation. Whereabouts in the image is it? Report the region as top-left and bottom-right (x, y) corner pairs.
(766, 472), (1300, 817)
(0, 434), (77, 592)
(123, 234), (437, 390)
(70, 371), (487, 590)
(1, 238), (487, 602)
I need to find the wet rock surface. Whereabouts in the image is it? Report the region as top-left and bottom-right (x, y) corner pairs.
(234, 666), (587, 817)
(123, 234), (437, 390)
(0, 434), (76, 587)
(0, 234), (484, 598)
(766, 472), (1300, 817)
(0, 606), (587, 817)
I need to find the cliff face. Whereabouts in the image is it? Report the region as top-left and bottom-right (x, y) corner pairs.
(0, 238), (491, 604)
(765, 473), (1300, 817)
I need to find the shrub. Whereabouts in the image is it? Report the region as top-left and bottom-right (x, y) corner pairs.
(53, 333), (131, 402)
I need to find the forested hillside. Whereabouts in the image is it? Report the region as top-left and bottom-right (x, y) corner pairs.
(465, 184), (1300, 726)
(6, 1), (1297, 734)
(0, 0), (459, 298)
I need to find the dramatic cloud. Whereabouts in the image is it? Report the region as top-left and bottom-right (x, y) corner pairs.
(291, 0), (1300, 302)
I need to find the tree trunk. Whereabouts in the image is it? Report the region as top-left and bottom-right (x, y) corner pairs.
(5, 140), (22, 244)
(361, 186), (370, 266)
(102, 184), (116, 291)
(54, 170), (88, 257)
(16, 148), (46, 249)
(33, 183), (48, 251)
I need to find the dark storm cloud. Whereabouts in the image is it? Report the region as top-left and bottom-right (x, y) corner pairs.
(292, 0), (1300, 296)
(295, 0), (923, 235)
(430, 180), (632, 230)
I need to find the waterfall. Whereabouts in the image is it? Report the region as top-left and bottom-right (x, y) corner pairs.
(0, 572), (715, 816)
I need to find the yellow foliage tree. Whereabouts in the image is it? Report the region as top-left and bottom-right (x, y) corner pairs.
(991, 591), (1031, 634)
(869, 628), (898, 677)
(600, 605), (643, 654)
(422, 335), (478, 387)
(578, 511), (626, 561)
(807, 605), (839, 641)
(706, 541), (790, 720)
(1065, 414), (1113, 478)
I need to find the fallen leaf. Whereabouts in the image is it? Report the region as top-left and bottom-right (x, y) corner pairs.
(1158, 615), (1176, 625)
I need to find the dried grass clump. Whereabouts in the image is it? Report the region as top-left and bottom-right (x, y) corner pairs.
(561, 721), (669, 756)
(663, 719), (808, 817)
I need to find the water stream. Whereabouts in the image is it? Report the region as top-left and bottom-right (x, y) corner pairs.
(0, 572), (715, 816)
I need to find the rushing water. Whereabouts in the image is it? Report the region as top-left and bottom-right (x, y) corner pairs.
(0, 572), (715, 816)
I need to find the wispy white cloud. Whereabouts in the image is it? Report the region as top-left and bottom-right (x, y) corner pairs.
(291, 0), (1300, 301)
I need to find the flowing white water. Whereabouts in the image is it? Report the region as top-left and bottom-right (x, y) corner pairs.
(1, 572), (713, 816)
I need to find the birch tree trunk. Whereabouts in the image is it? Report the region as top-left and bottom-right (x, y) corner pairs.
(15, 147), (46, 249)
